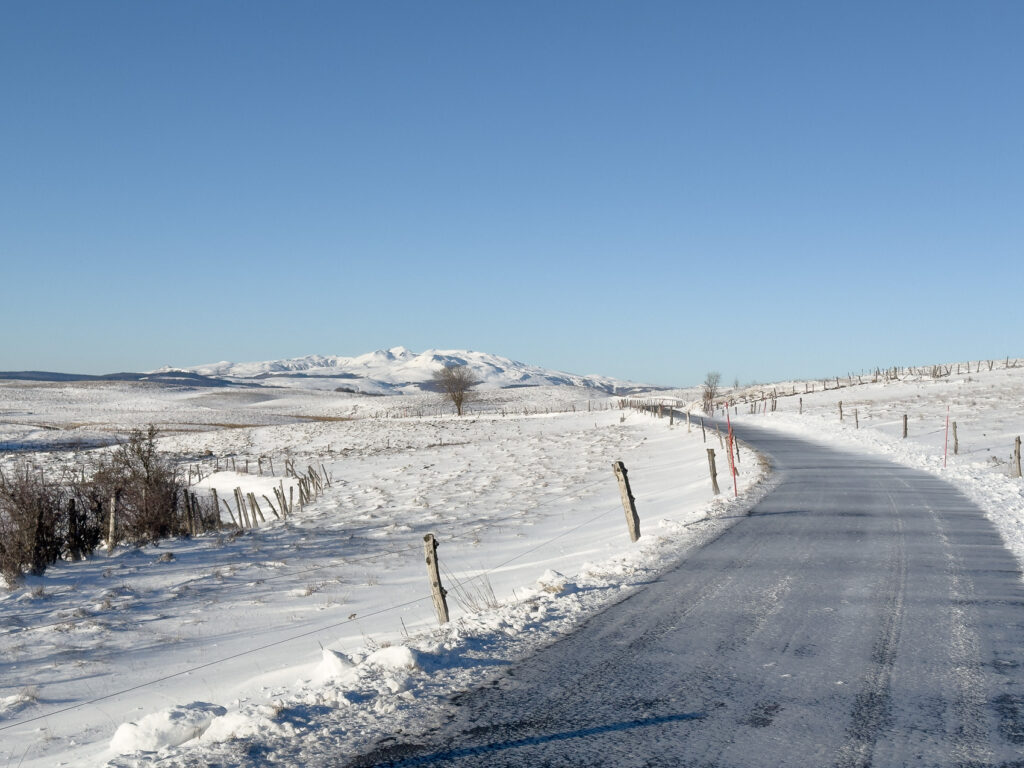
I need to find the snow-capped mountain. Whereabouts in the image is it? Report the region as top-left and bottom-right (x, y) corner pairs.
(160, 347), (653, 395)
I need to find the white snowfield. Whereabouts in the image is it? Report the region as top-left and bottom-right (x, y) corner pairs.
(0, 356), (1021, 767)
(0, 383), (759, 767)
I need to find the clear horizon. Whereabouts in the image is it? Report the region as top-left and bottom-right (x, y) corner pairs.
(2, 1), (1021, 387)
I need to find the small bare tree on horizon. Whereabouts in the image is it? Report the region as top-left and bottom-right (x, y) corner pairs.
(702, 371), (721, 414)
(431, 364), (480, 416)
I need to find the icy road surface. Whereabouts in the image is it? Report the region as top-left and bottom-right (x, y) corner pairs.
(348, 421), (1024, 767)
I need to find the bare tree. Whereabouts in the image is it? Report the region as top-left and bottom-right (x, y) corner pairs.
(702, 371), (721, 415)
(431, 364), (480, 416)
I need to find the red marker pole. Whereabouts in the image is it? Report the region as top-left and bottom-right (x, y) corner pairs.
(725, 404), (739, 497)
(944, 405), (950, 468)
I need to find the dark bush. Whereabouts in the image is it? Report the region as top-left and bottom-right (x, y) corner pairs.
(91, 426), (188, 546)
(0, 463), (68, 585)
(64, 470), (107, 561)
(1, 426), (208, 585)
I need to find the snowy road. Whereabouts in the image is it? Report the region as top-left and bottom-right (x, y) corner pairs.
(346, 421), (1024, 767)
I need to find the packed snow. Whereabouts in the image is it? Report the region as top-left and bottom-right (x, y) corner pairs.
(1, 355), (1021, 766)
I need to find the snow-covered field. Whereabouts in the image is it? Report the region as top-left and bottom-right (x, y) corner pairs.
(0, 384), (761, 767)
(1, 357), (1021, 767)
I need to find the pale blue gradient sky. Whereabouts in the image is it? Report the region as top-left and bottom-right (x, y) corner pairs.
(1, 1), (1021, 386)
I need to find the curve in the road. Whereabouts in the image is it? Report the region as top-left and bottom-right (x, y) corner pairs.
(347, 422), (1024, 768)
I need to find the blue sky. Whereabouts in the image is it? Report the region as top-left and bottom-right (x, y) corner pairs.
(2, 1), (1021, 387)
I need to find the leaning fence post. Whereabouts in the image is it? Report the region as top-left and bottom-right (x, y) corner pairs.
(1014, 436), (1022, 478)
(952, 421), (959, 455)
(423, 534), (449, 624)
(707, 449), (720, 495)
(612, 461), (641, 542)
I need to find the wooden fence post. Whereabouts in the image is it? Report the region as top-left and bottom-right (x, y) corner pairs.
(612, 461), (641, 542)
(903, 414), (908, 439)
(839, 401), (843, 421)
(953, 421), (958, 455)
(1014, 436), (1022, 478)
(67, 498), (81, 561)
(423, 534), (449, 624)
(854, 409), (859, 429)
(700, 418), (706, 442)
(107, 490), (119, 555)
(799, 397), (803, 415)
(707, 449), (720, 495)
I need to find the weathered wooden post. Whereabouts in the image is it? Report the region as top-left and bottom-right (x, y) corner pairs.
(1014, 437), (1022, 478)
(211, 487), (220, 526)
(423, 534), (449, 624)
(799, 397), (803, 415)
(903, 414), (908, 439)
(854, 409), (859, 429)
(839, 401), (843, 421)
(612, 461), (641, 542)
(669, 408), (674, 426)
(707, 449), (720, 495)
(107, 490), (119, 555)
(953, 422), (959, 455)
(220, 497), (238, 529)
(701, 418), (706, 442)
(67, 498), (81, 561)
(182, 490), (193, 535)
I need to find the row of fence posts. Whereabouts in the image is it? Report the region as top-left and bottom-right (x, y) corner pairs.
(207, 463), (332, 531)
(837, 404), (1021, 477)
(422, 405), (739, 625)
(187, 454), (283, 486)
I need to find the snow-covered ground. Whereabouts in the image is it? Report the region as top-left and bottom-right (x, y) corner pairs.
(0, 385), (761, 767)
(2, 357), (1021, 767)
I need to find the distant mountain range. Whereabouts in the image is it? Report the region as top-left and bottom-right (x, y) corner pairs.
(166, 347), (654, 395)
(3, 348), (659, 395)
(0, 369), (249, 387)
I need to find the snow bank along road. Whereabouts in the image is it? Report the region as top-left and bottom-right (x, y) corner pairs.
(348, 420), (1024, 767)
